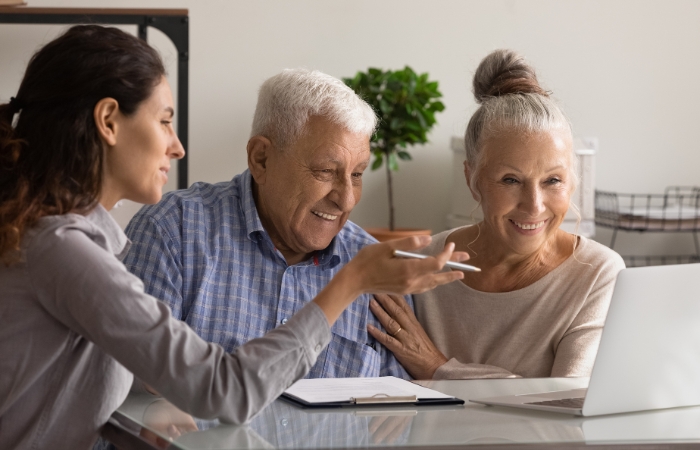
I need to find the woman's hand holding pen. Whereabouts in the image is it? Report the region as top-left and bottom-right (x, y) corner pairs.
(312, 235), (470, 325)
(349, 236), (470, 296)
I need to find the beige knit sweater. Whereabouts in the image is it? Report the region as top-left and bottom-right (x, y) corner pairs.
(415, 228), (625, 380)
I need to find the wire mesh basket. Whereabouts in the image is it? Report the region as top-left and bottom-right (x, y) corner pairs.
(595, 186), (700, 265)
(622, 254), (700, 268)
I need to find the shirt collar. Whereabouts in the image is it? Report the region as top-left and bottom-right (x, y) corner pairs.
(239, 169), (341, 268)
(316, 236), (341, 268)
(86, 203), (131, 259)
(240, 169), (268, 242)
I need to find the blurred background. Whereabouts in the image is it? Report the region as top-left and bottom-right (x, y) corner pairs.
(2, 0), (699, 259)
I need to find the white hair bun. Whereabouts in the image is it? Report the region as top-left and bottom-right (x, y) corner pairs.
(472, 49), (548, 104)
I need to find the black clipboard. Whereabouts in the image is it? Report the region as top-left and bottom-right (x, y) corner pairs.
(281, 377), (465, 408)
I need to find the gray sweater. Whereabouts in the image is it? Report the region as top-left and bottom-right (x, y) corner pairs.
(415, 228), (625, 379)
(0, 205), (330, 450)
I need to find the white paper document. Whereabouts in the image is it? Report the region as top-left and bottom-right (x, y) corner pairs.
(283, 376), (461, 406)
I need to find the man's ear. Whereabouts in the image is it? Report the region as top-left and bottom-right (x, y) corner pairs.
(247, 135), (273, 185)
(94, 98), (120, 147)
(464, 161), (481, 202)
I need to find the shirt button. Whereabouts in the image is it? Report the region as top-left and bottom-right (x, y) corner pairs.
(281, 418), (289, 427)
(281, 318), (288, 325)
(314, 344), (322, 353)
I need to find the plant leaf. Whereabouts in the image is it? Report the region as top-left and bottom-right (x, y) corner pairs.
(388, 152), (399, 171)
(342, 66), (444, 165)
(397, 151), (412, 161)
(371, 153), (383, 171)
(431, 101), (446, 112)
(379, 99), (392, 115)
(416, 110), (427, 128)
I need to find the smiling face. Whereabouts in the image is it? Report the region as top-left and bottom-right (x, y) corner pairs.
(101, 77), (185, 209)
(251, 115), (370, 265)
(469, 128), (574, 258)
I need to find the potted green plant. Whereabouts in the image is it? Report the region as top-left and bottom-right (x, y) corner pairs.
(344, 66), (444, 241)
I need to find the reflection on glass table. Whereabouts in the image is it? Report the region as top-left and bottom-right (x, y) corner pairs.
(118, 393), (419, 449)
(113, 377), (700, 449)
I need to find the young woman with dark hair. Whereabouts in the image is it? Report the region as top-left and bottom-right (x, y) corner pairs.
(0, 25), (466, 449)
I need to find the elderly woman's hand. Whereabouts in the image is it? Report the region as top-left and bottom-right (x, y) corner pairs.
(368, 293), (448, 380)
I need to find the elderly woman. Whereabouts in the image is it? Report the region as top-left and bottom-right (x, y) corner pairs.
(368, 49), (625, 380)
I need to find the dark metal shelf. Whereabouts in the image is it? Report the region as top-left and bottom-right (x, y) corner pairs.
(0, 7), (190, 189)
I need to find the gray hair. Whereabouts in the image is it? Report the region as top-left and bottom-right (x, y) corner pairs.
(464, 49), (578, 198)
(251, 68), (377, 149)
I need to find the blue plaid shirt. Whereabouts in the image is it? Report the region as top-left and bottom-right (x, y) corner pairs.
(123, 170), (410, 379)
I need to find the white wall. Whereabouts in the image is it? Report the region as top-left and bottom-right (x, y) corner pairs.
(2, 0), (699, 257)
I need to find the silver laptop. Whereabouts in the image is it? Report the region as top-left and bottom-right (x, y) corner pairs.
(470, 263), (700, 416)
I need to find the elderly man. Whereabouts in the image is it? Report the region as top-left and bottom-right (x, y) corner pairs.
(123, 68), (411, 379)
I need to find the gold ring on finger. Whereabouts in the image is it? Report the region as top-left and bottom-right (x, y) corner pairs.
(389, 326), (402, 337)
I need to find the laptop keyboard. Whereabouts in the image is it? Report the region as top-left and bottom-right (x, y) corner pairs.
(525, 397), (585, 408)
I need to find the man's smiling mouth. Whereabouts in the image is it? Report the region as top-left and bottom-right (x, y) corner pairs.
(312, 210), (338, 221)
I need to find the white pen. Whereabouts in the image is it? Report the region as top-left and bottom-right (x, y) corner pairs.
(393, 250), (481, 272)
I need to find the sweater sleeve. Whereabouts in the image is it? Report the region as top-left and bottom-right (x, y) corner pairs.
(27, 224), (331, 424)
(550, 250), (626, 377)
(433, 359), (520, 379)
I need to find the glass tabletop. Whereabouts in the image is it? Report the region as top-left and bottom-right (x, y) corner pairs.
(113, 377), (700, 449)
